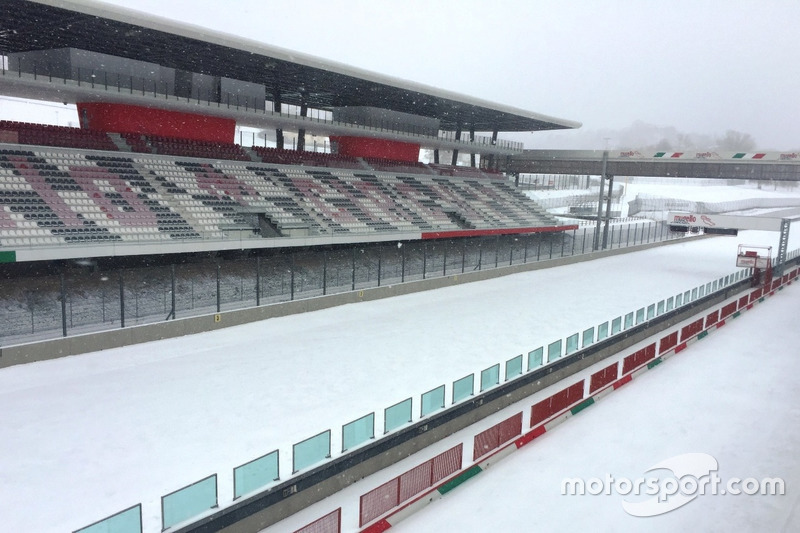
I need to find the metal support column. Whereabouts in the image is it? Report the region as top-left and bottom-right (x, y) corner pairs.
(273, 87), (284, 149)
(602, 175), (615, 249)
(776, 218), (790, 274)
(593, 150), (608, 251)
(469, 124), (476, 168)
(451, 124), (462, 165)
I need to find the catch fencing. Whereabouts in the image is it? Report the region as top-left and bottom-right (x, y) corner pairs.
(0, 223), (681, 347)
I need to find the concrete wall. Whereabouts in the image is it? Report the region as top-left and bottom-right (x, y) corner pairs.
(0, 235), (704, 368)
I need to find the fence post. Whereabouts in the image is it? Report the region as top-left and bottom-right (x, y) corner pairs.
(377, 246), (382, 287)
(170, 264), (176, 320)
(443, 241), (448, 276)
(423, 243), (427, 279)
(60, 273), (67, 337)
(119, 271), (125, 328)
(256, 256), (261, 306)
(462, 239), (466, 273)
(216, 263), (221, 312)
(323, 250), (328, 295)
(572, 229), (576, 255)
(581, 228), (587, 254)
(351, 247), (356, 291)
(291, 253), (296, 300)
(401, 243), (405, 282)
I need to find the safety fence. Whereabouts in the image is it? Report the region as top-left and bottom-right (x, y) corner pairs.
(73, 248), (800, 533)
(1, 222), (682, 347)
(627, 193), (800, 216)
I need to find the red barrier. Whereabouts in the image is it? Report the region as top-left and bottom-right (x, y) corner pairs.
(680, 319), (704, 342)
(622, 343), (657, 375)
(294, 508), (341, 533)
(473, 412), (523, 461)
(659, 331), (679, 354)
(706, 310), (719, 328)
(360, 479), (399, 528)
(358, 443), (463, 527)
(398, 462), (433, 502)
(738, 295), (749, 309)
(530, 381), (584, 427)
(589, 363), (618, 393)
(720, 302), (737, 319)
(431, 444), (462, 485)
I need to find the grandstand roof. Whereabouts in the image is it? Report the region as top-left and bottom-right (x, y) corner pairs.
(0, 0), (580, 134)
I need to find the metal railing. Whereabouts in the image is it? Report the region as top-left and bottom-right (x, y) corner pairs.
(0, 223), (682, 347)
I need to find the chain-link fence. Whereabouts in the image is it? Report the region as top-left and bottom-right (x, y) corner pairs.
(0, 223), (679, 347)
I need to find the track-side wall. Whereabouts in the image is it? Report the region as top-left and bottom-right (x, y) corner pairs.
(163, 258), (798, 533)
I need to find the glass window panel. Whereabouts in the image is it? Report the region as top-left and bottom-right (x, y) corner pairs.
(657, 300), (665, 315)
(597, 322), (609, 341)
(565, 333), (579, 355)
(421, 385), (445, 417)
(527, 347), (544, 371)
(713, 280), (718, 291)
(624, 312), (634, 329)
(547, 340), (562, 362)
(706, 282), (712, 294)
(635, 308), (645, 324)
(691, 288), (697, 300)
(342, 413), (375, 452)
(75, 504), (142, 533)
(162, 475), (218, 530)
(384, 398), (413, 434)
(611, 316), (622, 334)
(666, 296), (674, 311)
(234, 450), (279, 499)
(646, 304), (655, 320)
(292, 430), (331, 473)
(676, 293), (683, 306)
(505, 354), (523, 381)
(698, 285), (704, 297)
(452, 374), (474, 404)
(582, 327), (594, 348)
(480, 363), (500, 391)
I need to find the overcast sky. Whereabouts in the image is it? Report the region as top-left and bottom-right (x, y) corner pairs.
(8, 0), (800, 150)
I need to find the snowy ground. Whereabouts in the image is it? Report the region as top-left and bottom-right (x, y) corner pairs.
(394, 285), (800, 533)
(0, 214), (798, 531)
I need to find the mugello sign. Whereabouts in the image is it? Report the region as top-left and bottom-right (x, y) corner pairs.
(667, 212), (783, 232)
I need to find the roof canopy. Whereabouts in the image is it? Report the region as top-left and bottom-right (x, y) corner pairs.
(0, 0), (580, 133)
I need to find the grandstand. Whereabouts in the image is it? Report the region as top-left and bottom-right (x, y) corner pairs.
(0, 127), (561, 251)
(0, 0), (580, 270)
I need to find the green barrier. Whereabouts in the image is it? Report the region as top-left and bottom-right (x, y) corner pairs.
(292, 431), (331, 473)
(342, 413), (375, 452)
(233, 450), (279, 499)
(162, 475), (217, 530)
(74, 504), (142, 533)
